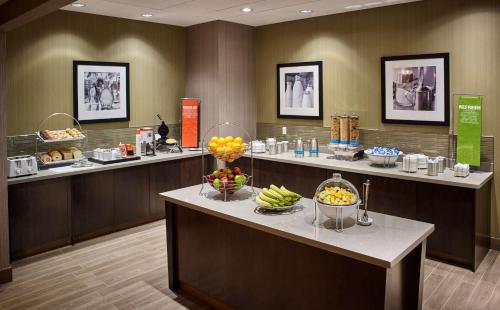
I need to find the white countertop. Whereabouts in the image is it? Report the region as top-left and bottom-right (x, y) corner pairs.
(244, 152), (492, 189)
(159, 185), (434, 268)
(7, 151), (203, 185)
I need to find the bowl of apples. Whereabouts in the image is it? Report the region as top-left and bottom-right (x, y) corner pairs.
(207, 136), (246, 163)
(204, 166), (250, 195)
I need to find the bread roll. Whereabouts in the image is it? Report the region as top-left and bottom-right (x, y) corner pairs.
(69, 147), (83, 159)
(40, 153), (52, 163)
(48, 150), (62, 161)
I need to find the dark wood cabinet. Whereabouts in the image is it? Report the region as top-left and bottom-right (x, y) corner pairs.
(332, 171), (417, 220)
(8, 178), (71, 260)
(149, 161), (181, 218)
(255, 159), (327, 198)
(113, 165), (150, 230)
(72, 171), (115, 242)
(416, 183), (475, 268)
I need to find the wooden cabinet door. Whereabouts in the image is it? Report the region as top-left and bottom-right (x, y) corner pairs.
(72, 171), (115, 242)
(416, 183), (475, 267)
(8, 178), (71, 260)
(256, 159), (327, 198)
(179, 156), (205, 188)
(113, 165), (150, 230)
(149, 160), (181, 218)
(331, 171), (417, 220)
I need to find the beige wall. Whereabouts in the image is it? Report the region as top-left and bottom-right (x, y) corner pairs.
(6, 10), (186, 135)
(256, 0), (500, 237)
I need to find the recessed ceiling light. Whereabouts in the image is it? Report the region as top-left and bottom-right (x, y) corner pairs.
(300, 9), (313, 14)
(71, 3), (85, 7)
(141, 13), (154, 17)
(364, 1), (382, 5)
(241, 7), (253, 13)
(344, 4), (363, 9)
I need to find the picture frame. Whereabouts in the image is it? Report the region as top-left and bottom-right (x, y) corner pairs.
(277, 61), (323, 120)
(381, 53), (450, 126)
(73, 60), (130, 124)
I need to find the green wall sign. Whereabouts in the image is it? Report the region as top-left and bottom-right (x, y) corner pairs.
(456, 96), (482, 166)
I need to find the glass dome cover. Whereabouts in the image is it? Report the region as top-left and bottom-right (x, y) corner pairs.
(314, 173), (360, 207)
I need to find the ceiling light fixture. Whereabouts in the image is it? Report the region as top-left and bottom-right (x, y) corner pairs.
(141, 13), (154, 17)
(299, 9), (313, 14)
(364, 1), (382, 5)
(241, 7), (253, 13)
(344, 4), (363, 9)
(71, 3), (85, 7)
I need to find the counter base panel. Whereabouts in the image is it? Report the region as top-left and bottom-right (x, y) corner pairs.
(166, 202), (425, 310)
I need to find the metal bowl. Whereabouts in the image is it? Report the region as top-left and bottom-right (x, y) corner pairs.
(204, 173), (251, 194)
(315, 200), (360, 220)
(366, 152), (402, 166)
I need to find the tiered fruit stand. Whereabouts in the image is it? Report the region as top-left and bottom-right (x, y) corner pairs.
(199, 122), (255, 201)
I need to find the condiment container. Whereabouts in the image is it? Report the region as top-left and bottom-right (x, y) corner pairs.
(282, 141), (289, 153)
(309, 138), (319, 157)
(436, 156), (446, 173)
(427, 158), (438, 176)
(339, 113), (349, 149)
(454, 163), (470, 177)
(294, 138), (304, 158)
(135, 128), (142, 157)
(402, 154), (418, 173)
(277, 142), (284, 154)
(416, 154), (428, 169)
(349, 114), (360, 147)
(330, 114), (340, 146)
(268, 142), (277, 155)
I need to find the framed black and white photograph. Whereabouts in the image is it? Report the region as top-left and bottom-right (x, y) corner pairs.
(73, 61), (130, 124)
(381, 53), (449, 126)
(277, 61), (323, 120)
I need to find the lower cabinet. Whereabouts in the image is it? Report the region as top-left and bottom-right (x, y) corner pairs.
(8, 178), (71, 260)
(8, 157), (204, 260)
(113, 165), (150, 230)
(72, 171), (115, 242)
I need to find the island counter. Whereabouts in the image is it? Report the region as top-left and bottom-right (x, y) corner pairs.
(160, 185), (434, 310)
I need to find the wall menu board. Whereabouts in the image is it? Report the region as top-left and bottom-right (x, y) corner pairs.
(456, 96), (482, 167)
(181, 98), (200, 148)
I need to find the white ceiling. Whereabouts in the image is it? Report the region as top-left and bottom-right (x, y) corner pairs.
(61, 0), (421, 27)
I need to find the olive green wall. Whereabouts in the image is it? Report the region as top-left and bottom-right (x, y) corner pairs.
(6, 10), (186, 135)
(256, 0), (500, 238)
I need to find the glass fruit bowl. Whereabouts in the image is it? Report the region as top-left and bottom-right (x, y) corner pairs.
(207, 136), (247, 163)
(313, 173), (361, 221)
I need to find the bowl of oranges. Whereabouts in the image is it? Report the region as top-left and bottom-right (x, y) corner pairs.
(207, 135), (246, 163)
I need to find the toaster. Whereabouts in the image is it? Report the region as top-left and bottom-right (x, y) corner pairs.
(7, 155), (38, 178)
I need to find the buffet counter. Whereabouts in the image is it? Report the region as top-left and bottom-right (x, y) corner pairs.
(160, 185), (434, 309)
(239, 152), (492, 271)
(243, 152), (492, 189)
(7, 151), (203, 185)
(7, 151), (208, 260)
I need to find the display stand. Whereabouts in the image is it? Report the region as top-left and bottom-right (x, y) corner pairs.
(199, 122), (255, 201)
(35, 112), (89, 169)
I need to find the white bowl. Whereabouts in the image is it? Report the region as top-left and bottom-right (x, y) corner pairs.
(316, 200), (359, 220)
(366, 152), (402, 166)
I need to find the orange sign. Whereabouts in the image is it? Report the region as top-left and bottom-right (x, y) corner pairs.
(181, 99), (200, 148)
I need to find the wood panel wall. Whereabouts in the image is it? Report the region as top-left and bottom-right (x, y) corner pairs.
(6, 10), (186, 135)
(256, 0), (500, 239)
(0, 30), (10, 281)
(186, 21), (256, 139)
